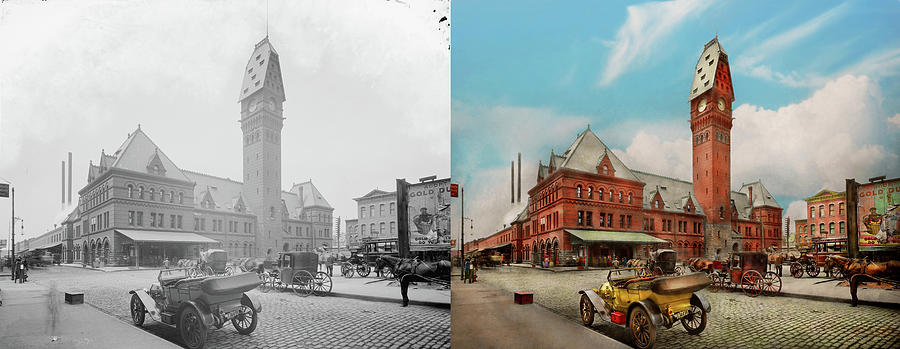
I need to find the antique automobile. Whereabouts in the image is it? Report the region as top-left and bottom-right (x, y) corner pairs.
(578, 268), (711, 349)
(129, 270), (262, 349)
(648, 249), (684, 276)
(708, 252), (781, 297)
(259, 251), (332, 296)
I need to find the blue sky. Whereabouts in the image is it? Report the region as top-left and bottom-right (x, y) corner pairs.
(451, 0), (900, 240)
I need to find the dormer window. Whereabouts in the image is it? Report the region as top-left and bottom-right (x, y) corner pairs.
(602, 165), (609, 176)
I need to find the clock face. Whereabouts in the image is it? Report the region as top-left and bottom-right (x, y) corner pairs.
(717, 98), (725, 111)
(697, 98), (707, 112)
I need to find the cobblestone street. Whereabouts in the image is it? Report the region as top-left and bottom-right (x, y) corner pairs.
(475, 266), (900, 349)
(29, 266), (449, 349)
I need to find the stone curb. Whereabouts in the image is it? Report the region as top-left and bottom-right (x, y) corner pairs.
(777, 291), (900, 309)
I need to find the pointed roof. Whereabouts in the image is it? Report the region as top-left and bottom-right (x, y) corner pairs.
(554, 127), (640, 181)
(739, 181), (782, 209)
(239, 36), (285, 102)
(354, 189), (395, 201)
(183, 170), (249, 213)
(633, 170), (703, 215)
(110, 127), (191, 182)
(689, 37), (730, 100)
(288, 181), (333, 210)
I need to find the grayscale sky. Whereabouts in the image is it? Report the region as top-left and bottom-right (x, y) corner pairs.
(0, 0), (450, 243)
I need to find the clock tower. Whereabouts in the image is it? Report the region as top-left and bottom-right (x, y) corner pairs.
(689, 37), (735, 256)
(239, 36), (286, 257)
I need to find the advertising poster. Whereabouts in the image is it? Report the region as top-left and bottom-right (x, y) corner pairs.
(407, 178), (451, 251)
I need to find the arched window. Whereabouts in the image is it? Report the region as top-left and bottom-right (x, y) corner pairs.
(179, 192), (184, 204)
(618, 191), (623, 203)
(609, 189), (614, 201)
(810, 207), (815, 218)
(270, 206), (275, 218)
(829, 222), (835, 235)
(138, 186), (145, 199)
(160, 190), (166, 202)
(380, 222), (385, 235)
(602, 165), (609, 176)
(587, 186), (593, 199)
(628, 192), (633, 204)
(818, 205), (824, 218)
(719, 206), (725, 219)
(370, 223), (375, 235)
(598, 188), (604, 201)
(828, 204), (834, 216)
(149, 188), (155, 201)
(820, 223), (825, 235)
(127, 185), (134, 198)
(576, 185), (582, 198)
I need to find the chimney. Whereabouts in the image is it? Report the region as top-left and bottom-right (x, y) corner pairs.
(68, 152), (73, 205)
(511, 161), (515, 204)
(517, 152), (522, 203)
(748, 186), (753, 204)
(61, 160), (66, 206)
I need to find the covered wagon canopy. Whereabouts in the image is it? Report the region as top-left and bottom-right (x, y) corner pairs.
(566, 229), (668, 245)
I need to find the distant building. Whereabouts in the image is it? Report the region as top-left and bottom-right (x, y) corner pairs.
(794, 218), (809, 248)
(345, 218), (359, 247)
(353, 189), (397, 240)
(804, 190), (847, 240)
(61, 36), (333, 267)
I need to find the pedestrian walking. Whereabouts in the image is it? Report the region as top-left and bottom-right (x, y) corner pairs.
(326, 254), (335, 277)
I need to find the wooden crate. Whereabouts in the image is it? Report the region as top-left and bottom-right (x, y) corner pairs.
(65, 292), (84, 305)
(514, 292), (533, 305)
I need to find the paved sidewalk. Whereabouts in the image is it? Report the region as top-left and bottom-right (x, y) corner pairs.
(777, 274), (900, 307)
(450, 279), (628, 349)
(328, 275), (450, 308)
(59, 263), (163, 273)
(0, 278), (178, 349)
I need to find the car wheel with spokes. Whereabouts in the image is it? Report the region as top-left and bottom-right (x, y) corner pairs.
(680, 304), (707, 335)
(579, 294), (594, 326)
(629, 306), (657, 349)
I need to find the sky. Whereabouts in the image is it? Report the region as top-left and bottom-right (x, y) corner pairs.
(0, 0), (450, 245)
(451, 0), (900, 242)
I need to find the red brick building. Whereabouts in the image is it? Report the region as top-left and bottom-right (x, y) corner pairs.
(795, 218), (809, 248)
(805, 190), (848, 240)
(467, 38), (783, 266)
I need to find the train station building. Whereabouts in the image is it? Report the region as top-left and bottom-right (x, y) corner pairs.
(466, 38), (784, 266)
(37, 36), (334, 267)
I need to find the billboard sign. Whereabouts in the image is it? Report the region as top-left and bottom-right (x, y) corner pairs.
(406, 178), (451, 251)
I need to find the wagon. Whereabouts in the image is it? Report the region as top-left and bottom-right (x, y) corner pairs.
(789, 254), (821, 278)
(648, 249), (684, 276)
(578, 269), (711, 349)
(258, 251), (332, 296)
(188, 249), (234, 277)
(340, 252), (372, 278)
(129, 270), (262, 349)
(708, 252), (781, 297)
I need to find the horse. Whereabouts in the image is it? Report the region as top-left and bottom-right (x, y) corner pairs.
(376, 255), (451, 307)
(685, 257), (716, 273)
(845, 258), (900, 306)
(625, 259), (647, 268)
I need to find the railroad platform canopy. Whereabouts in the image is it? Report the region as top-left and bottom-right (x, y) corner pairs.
(565, 229), (668, 245)
(116, 229), (219, 244)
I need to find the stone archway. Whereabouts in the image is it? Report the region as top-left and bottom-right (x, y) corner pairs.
(551, 238), (560, 265)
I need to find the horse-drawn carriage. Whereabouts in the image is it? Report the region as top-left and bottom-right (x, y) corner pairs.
(789, 253), (822, 278)
(341, 251), (373, 278)
(648, 249), (683, 276)
(185, 249), (233, 277)
(129, 270), (262, 349)
(258, 251), (332, 296)
(707, 252), (781, 297)
(578, 269), (712, 349)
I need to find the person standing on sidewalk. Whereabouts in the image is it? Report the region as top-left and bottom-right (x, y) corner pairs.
(326, 254), (335, 277)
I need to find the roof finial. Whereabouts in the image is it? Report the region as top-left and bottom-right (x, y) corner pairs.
(137, 123), (141, 130)
(586, 123), (591, 131)
(266, 0), (269, 38)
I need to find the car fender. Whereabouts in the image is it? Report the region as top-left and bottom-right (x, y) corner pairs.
(180, 301), (215, 330)
(691, 293), (711, 313)
(578, 289), (610, 322)
(241, 293), (263, 313)
(629, 300), (664, 328)
(129, 289), (162, 323)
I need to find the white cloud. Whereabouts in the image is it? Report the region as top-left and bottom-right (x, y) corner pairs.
(889, 113), (900, 127)
(612, 131), (692, 180)
(598, 0), (712, 86)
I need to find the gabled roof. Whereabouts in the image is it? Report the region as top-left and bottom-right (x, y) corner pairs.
(239, 36), (285, 102)
(804, 189), (845, 201)
(183, 170), (248, 213)
(633, 170), (703, 215)
(110, 127), (191, 182)
(551, 126), (640, 181)
(739, 181), (781, 209)
(730, 191), (752, 220)
(288, 181), (333, 210)
(689, 37), (731, 101)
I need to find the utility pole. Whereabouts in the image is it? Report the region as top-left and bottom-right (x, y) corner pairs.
(460, 186), (464, 279)
(10, 187), (14, 280)
(334, 216), (341, 251)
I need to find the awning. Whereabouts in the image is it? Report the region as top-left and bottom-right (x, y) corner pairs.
(464, 249), (481, 255)
(117, 229), (219, 244)
(485, 243), (512, 250)
(566, 229), (668, 245)
(34, 242), (63, 250)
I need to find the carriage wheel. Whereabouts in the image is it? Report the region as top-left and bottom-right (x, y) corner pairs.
(257, 274), (271, 293)
(806, 264), (821, 278)
(341, 264), (353, 278)
(178, 306), (207, 349)
(740, 270), (763, 297)
(762, 271), (782, 297)
(130, 294), (145, 326)
(579, 294), (594, 326)
(231, 304), (258, 335)
(291, 270), (314, 297)
(654, 266), (663, 276)
(357, 264), (371, 278)
(680, 303), (707, 335)
(674, 266), (684, 276)
(204, 266), (214, 277)
(790, 262), (803, 278)
(636, 268), (651, 277)
(707, 273), (721, 293)
(224, 266), (234, 276)
(830, 266), (844, 280)
(629, 306), (657, 349)
(313, 272), (333, 296)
